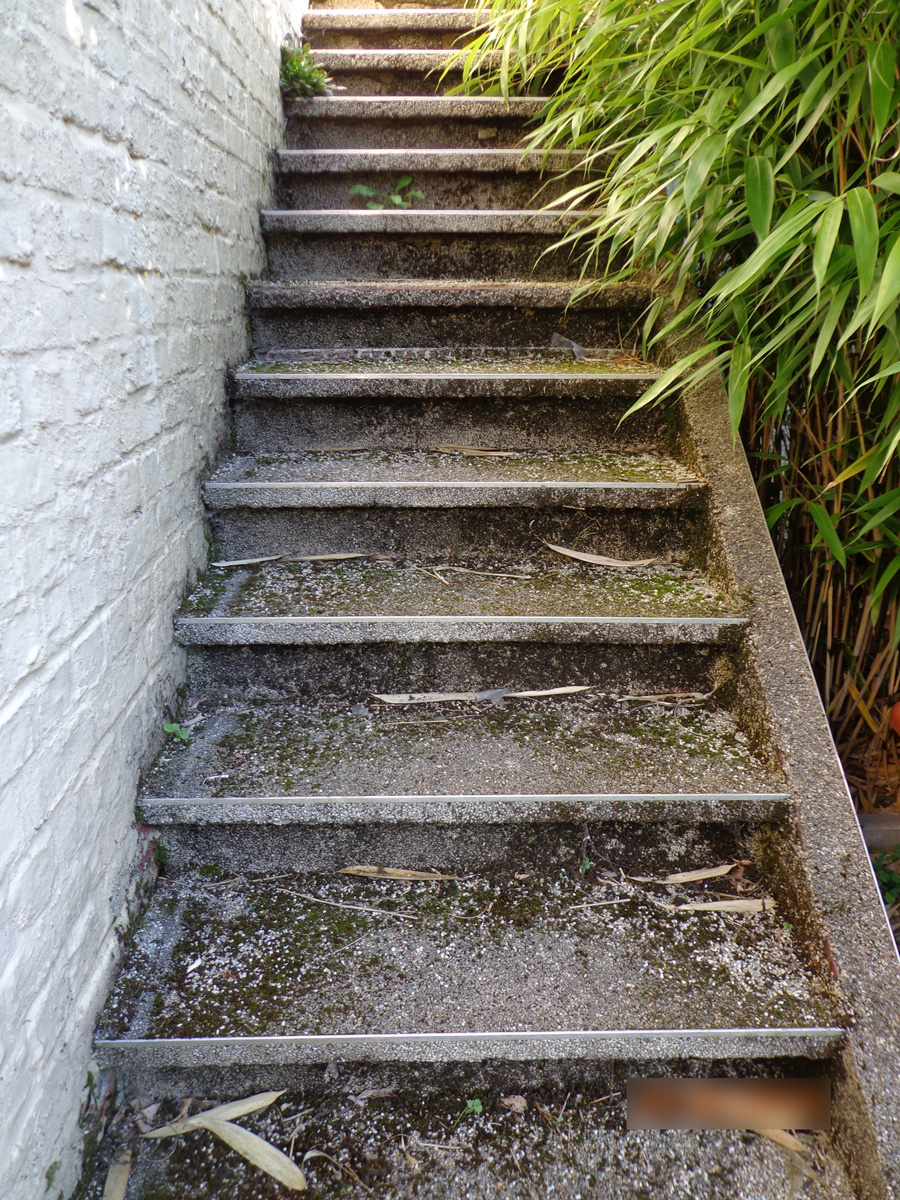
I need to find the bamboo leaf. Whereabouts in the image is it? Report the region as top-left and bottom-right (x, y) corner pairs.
(683, 134), (726, 210)
(745, 156), (775, 242)
(870, 237), (900, 331)
(846, 187), (879, 297)
(808, 502), (846, 567)
(728, 340), (752, 439)
(197, 1118), (307, 1191)
(874, 172), (900, 197)
(869, 37), (897, 144)
(812, 199), (843, 292)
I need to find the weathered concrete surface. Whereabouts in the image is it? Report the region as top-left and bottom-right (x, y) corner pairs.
(675, 344), (900, 1194)
(283, 94), (546, 148)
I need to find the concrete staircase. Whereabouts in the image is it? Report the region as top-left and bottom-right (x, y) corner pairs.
(92, 5), (900, 1197)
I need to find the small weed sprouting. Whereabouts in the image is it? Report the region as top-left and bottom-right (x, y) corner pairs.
(349, 175), (425, 210)
(580, 855), (592, 875)
(454, 1098), (483, 1127)
(163, 722), (190, 743)
(280, 40), (331, 98)
(873, 848), (900, 908)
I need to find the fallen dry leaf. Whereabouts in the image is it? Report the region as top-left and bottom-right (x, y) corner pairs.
(635, 863), (739, 885)
(542, 540), (658, 568)
(401, 1136), (421, 1168)
(435, 444), (515, 457)
(753, 1128), (810, 1154)
(353, 1087), (396, 1107)
(501, 1095), (528, 1114)
(211, 554), (284, 568)
(145, 1091), (285, 1139)
(372, 686), (592, 704)
(339, 866), (459, 881)
(282, 552), (370, 563)
(891, 702), (900, 738)
(101, 1148), (132, 1200)
(661, 898), (776, 914)
(201, 1118), (306, 1191)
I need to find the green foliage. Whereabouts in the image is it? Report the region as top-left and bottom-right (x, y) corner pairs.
(458, 0), (900, 772)
(164, 722), (190, 743)
(873, 848), (900, 907)
(280, 41), (331, 98)
(349, 176), (425, 210)
(454, 1098), (484, 1125)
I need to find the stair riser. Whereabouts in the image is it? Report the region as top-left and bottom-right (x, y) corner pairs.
(231, 394), (673, 456)
(208, 503), (702, 562)
(147, 814), (783, 874)
(304, 28), (476, 50)
(275, 170), (571, 210)
(264, 231), (587, 282)
(250, 305), (643, 353)
(324, 65), (462, 95)
(183, 641), (733, 702)
(284, 114), (531, 149)
(98, 1054), (837, 1107)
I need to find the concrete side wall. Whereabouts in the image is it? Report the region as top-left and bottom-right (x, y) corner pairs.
(0, 1), (299, 1194)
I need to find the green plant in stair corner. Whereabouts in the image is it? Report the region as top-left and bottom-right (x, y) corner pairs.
(349, 176), (425, 210)
(163, 722), (190, 743)
(873, 848), (900, 907)
(280, 40), (332, 98)
(454, 1097), (484, 1126)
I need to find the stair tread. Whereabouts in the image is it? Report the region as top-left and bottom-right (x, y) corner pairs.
(303, 8), (477, 27)
(140, 694), (778, 801)
(98, 857), (834, 1044)
(282, 94), (546, 116)
(179, 559), (733, 625)
(248, 279), (650, 307)
(275, 146), (579, 171)
(208, 448), (697, 486)
(261, 208), (588, 232)
(313, 47), (469, 66)
(85, 1078), (853, 1200)
(236, 347), (657, 376)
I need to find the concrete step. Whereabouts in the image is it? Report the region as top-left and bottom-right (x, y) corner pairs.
(310, 0), (467, 8)
(283, 95), (545, 149)
(141, 660), (768, 791)
(95, 848), (836, 1063)
(247, 280), (651, 352)
(180, 556), (730, 628)
(303, 8), (479, 49)
(274, 147), (582, 209)
(261, 209), (592, 281)
(85, 1062), (853, 1198)
(143, 792), (790, 871)
(229, 352), (670, 455)
(312, 48), (472, 94)
(206, 485), (704, 566)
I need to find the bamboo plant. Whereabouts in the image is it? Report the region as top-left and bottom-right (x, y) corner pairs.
(458, 0), (900, 809)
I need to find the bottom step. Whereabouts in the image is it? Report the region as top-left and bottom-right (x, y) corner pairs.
(85, 1060), (853, 1199)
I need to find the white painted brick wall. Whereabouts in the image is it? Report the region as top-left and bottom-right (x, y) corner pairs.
(0, 1), (302, 1194)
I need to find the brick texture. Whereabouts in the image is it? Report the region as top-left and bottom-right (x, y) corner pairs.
(0, 1), (300, 1194)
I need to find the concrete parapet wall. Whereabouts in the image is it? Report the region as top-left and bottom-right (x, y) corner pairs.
(0, 0), (300, 1194)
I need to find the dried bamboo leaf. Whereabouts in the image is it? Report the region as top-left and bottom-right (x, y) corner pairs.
(281, 889), (418, 920)
(435, 444), (515, 457)
(210, 554), (284, 568)
(372, 691), (479, 704)
(507, 685), (593, 698)
(101, 1148), (132, 1200)
(753, 1128), (810, 1154)
(339, 865), (460, 880)
(198, 1117), (307, 1190)
(662, 863), (738, 884)
(542, 540), (658, 568)
(282, 553), (369, 563)
(661, 898), (775, 913)
(145, 1091), (285, 1139)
